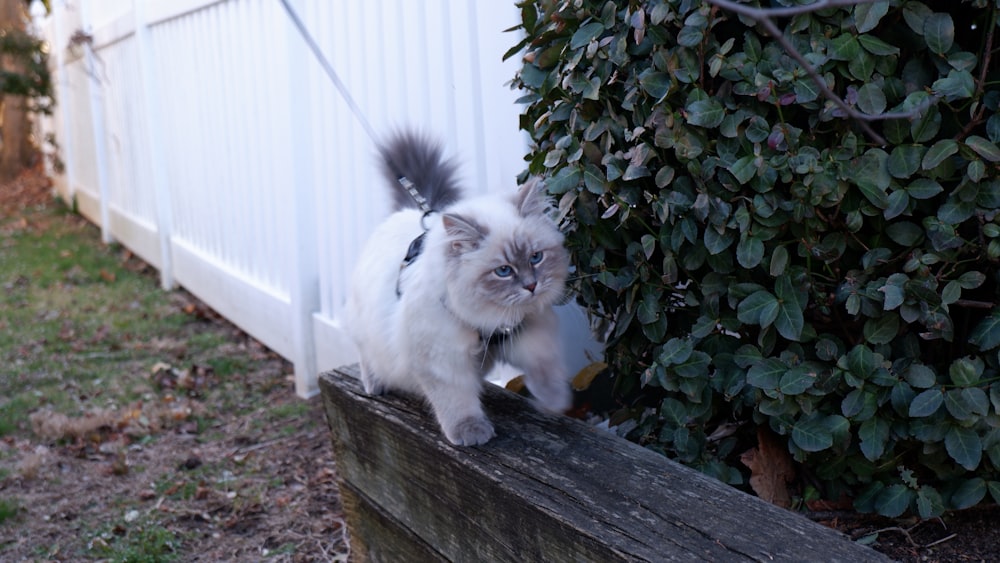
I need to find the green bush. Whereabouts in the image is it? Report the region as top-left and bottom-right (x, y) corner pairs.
(510, 0), (1000, 517)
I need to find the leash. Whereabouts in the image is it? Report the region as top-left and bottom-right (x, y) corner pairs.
(279, 0), (431, 215)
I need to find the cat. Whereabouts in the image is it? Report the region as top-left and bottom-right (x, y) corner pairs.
(344, 132), (572, 446)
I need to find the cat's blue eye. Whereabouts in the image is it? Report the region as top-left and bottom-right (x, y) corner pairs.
(529, 251), (544, 265)
(494, 265), (514, 278)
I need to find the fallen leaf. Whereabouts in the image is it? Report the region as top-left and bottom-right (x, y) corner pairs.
(572, 361), (608, 391)
(740, 426), (796, 508)
(99, 269), (115, 283)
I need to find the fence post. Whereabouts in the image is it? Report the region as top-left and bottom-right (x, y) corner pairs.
(40, 1), (75, 202)
(79, 0), (113, 244)
(283, 0), (320, 398)
(132, 0), (175, 290)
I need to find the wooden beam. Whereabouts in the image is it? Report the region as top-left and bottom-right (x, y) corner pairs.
(320, 366), (890, 562)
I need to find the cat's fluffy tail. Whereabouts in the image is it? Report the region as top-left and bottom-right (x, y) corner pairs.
(379, 132), (462, 212)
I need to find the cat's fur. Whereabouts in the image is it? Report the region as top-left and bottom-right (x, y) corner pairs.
(345, 132), (571, 445)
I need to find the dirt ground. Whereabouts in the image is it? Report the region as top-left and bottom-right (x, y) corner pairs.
(3, 165), (1000, 562)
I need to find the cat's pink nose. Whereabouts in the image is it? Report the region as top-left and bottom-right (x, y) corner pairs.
(524, 282), (537, 293)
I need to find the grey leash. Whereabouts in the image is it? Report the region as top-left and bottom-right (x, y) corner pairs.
(279, 0), (432, 215)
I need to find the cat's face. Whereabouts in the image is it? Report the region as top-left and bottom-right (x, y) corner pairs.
(474, 223), (568, 310)
(441, 182), (569, 322)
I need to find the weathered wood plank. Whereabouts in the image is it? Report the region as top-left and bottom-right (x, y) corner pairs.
(320, 365), (891, 562)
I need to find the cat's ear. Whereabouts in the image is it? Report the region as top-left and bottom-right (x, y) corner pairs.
(515, 177), (550, 218)
(442, 213), (488, 254)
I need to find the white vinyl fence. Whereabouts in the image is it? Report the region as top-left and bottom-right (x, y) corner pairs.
(35, 0), (534, 397)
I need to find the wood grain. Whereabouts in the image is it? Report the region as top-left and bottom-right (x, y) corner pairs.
(320, 365), (890, 562)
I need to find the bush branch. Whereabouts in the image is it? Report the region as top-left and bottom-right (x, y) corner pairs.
(706, 0), (930, 145)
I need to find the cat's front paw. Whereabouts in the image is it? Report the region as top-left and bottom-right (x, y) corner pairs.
(445, 416), (495, 446)
(526, 376), (572, 414)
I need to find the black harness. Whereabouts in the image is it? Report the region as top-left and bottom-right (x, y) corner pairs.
(395, 231), (427, 298)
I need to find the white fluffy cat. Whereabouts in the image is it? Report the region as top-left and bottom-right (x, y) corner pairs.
(345, 132), (572, 445)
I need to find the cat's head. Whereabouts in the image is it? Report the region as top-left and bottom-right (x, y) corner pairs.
(440, 179), (569, 327)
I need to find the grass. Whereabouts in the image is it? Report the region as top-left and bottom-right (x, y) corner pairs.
(0, 205), (195, 434)
(87, 515), (182, 562)
(0, 196), (345, 560)
(0, 498), (19, 525)
(0, 201), (267, 439)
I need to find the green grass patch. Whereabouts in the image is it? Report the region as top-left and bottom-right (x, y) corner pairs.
(0, 203), (264, 441)
(0, 498), (20, 525)
(268, 401), (310, 420)
(87, 516), (181, 562)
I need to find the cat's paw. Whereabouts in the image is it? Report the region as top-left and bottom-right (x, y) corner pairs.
(445, 416), (495, 446)
(526, 377), (572, 414)
(361, 375), (387, 396)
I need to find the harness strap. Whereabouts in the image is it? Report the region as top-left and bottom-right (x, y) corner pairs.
(396, 231), (428, 298)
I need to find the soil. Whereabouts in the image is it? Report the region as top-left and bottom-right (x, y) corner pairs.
(3, 165), (1000, 562)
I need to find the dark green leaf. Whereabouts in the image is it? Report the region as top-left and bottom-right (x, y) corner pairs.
(623, 163), (650, 181)
(855, 2), (890, 34)
(847, 345), (878, 378)
(685, 99), (725, 128)
(792, 418), (833, 452)
(769, 245), (789, 277)
(674, 351), (711, 378)
(570, 22), (605, 50)
(736, 235), (764, 269)
(909, 388), (944, 417)
(640, 71), (671, 99)
(546, 166), (581, 194)
(969, 311), (1000, 351)
(989, 481), (1000, 505)
(888, 145), (922, 179)
(945, 425), (982, 470)
(637, 293), (661, 325)
(906, 178), (944, 200)
(859, 417), (889, 462)
(958, 271), (986, 290)
(945, 388), (974, 421)
(932, 69), (975, 101)
(858, 34), (900, 56)
(949, 356), (983, 386)
(863, 314), (899, 345)
(905, 364), (937, 388)
(924, 13), (955, 55)
(779, 365), (815, 395)
(857, 182), (889, 209)
(922, 139), (958, 170)
(917, 486), (945, 519)
(704, 228), (735, 255)
(829, 34), (860, 61)
(747, 358), (785, 390)
(728, 155), (757, 184)
(658, 338), (693, 366)
(583, 163), (606, 195)
(737, 290), (779, 326)
(966, 135), (1000, 162)
(774, 299), (804, 341)
(886, 222), (923, 246)
(856, 83), (886, 116)
(951, 478), (987, 510)
(875, 485), (913, 518)
(659, 397), (687, 426)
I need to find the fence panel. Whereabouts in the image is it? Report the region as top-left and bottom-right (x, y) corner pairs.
(38, 0), (535, 396)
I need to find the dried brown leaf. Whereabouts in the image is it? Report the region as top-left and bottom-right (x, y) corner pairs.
(740, 426), (796, 508)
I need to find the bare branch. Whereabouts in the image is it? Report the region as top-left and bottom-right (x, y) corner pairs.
(958, 4), (997, 139)
(705, 0), (933, 145)
(707, 0), (881, 19)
